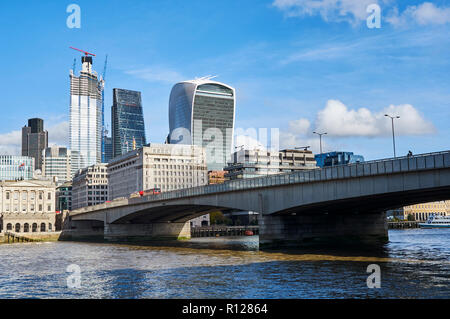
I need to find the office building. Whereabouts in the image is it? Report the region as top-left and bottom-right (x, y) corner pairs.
(315, 151), (364, 168)
(224, 149), (317, 180)
(42, 146), (72, 185)
(104, 136), (113, 163)
(56, 182), (72, 212)
(22, 118), (48, 171)
(0, 179), (56, 233)
(168, 78), (236, 171)
(69, 54), (103, 173)
(112, 89), (146, 158)
(72, 163), (108, 210)
(108, 144), (208, 200)
(0, 155), (35, 181)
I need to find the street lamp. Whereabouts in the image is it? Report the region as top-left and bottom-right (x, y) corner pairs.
(313, 132), (327, 155)
(384, 114), (400, 158)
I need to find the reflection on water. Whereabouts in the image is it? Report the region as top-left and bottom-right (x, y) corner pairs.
(0, 229), (448, 298)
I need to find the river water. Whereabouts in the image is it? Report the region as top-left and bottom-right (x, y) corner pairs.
(0, 228), (448, 299)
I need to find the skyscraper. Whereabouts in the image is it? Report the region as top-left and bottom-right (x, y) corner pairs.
(168, 78), (236, 171)
(111, 89), (146, 158)
(22, 118), (48, 171)
(69, 55), (103, 173)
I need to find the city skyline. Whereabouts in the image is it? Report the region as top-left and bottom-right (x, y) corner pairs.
(0, 0), (449, 161)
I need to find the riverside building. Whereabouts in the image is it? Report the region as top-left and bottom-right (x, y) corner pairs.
(0, 179), (56, 234)
(108, 144), (208, 200)
(224, 148), (317, 180)
(72, 163), (108, 210)
(168, 78), (236, 171)
(70, 54), (104, 173)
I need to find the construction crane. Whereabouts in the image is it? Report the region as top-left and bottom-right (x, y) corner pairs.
(101, 55), (108, 163)
(69, 46), (96, 56)
(72, 58), (76, 73)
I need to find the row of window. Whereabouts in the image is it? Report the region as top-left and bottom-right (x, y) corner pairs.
(4, 223), (52, 232)
(5, 192), (52, 200)
(4, 204), (53, 212)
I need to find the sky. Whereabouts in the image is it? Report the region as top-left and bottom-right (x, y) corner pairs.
(0, 0), (449, 160)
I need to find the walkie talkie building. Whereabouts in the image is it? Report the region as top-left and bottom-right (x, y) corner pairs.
(168, 78), (236, 171)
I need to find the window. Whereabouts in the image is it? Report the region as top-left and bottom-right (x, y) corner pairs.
(6, 192), (9, 200)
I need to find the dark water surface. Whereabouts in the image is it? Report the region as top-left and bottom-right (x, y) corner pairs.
(0, 228), (448, 298)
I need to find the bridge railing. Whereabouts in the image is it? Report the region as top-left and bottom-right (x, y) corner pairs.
(144, 150), (450, 203)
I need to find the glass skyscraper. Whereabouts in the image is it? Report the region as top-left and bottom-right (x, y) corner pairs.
(112, 89), (146, 158)
(69, 56), (103, 173)
(168, 78), (236, 171)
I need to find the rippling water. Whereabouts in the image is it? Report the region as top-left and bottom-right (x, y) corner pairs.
(0, 229), (448, 299)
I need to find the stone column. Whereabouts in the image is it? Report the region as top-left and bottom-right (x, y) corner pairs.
(259, 212), (388, 249)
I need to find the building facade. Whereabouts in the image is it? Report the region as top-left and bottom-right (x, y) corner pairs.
(56, 182), (72, 212)
(224, 149), (317, 180)
(108, 144), (208, 200)
(112, 89), (146, 159)
(72, 163), (108, 210)
(104, 136), (113, 163)
(70, 55), (103, 173)
(168, 78), (236, 171)
(0, 155), (35, 181)
(208, 171), (227, 185)
(403, 201), (449, 221)
(0, 180), (56, 233)
(22, 118), (48, 171)
(42, 146), (72, 185)
(315, 151), (365, 168)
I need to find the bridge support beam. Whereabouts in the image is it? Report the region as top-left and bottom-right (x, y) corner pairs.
(104, 222), (191, 242)
(259, 212), (388, 249)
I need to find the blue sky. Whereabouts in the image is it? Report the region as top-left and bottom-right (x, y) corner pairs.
(0, 0), (449, 160)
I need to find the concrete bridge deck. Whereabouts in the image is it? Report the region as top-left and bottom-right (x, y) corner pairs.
(67, 151), (450, 247)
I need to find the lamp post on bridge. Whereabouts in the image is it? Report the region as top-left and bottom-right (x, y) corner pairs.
(385, 114), (400, 158)
(313, 132), (327, 155)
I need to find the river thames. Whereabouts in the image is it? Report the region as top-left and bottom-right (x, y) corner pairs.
(0, 228), (448, 299)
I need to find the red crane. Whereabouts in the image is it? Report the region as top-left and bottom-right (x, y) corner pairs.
(69, 46), (96, 57)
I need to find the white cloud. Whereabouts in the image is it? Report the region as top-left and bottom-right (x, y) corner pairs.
(234, 134), (267, 151)
(281, 99), (436, 151)
(312, 99), (436, 137)
(48, 121), (69, 146)
(272, 0), (383, 25)
(0, 130), (21, 155)
(387, 2), (450, 27)
(126, 66), (185, 84)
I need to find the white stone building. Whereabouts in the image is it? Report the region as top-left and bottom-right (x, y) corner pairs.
(42, 146), (72, 185)
(72, 163), (108, 210)
(108, 144), (208, 200)
(0, 180), (56, 234)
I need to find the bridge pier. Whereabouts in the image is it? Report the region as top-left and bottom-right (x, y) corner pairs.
(259, 212), (388, 249)
(59, 220), (105, 241)
(104, 222), (191, 242)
